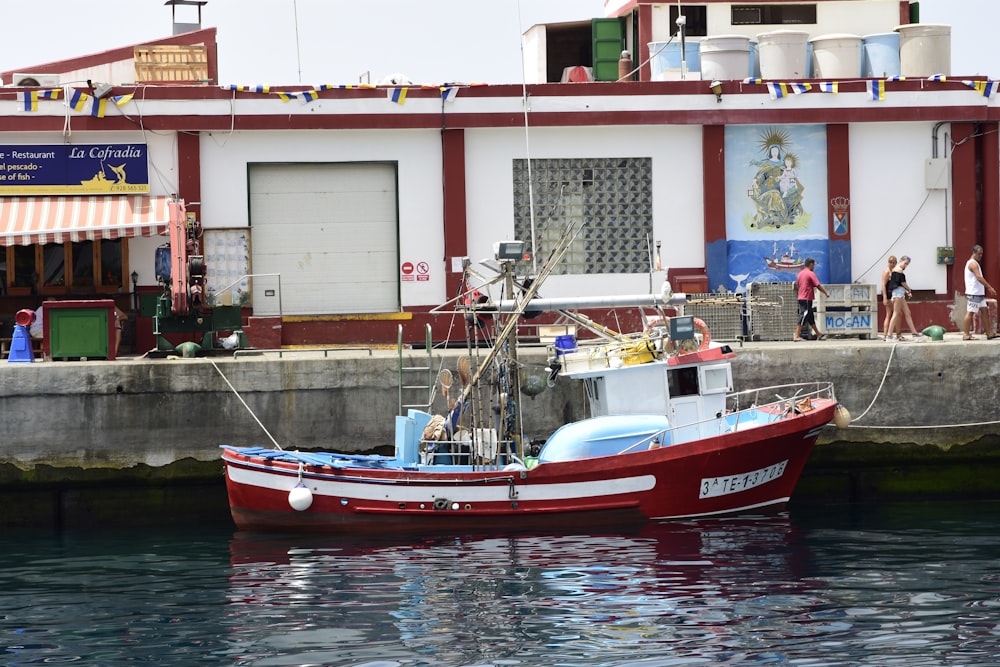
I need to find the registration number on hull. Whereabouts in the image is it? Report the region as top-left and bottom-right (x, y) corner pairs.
(699, 460), (788, 499)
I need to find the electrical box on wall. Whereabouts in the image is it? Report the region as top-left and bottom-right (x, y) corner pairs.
(925, 158), (949, 190)
(937, 246), (954, 265)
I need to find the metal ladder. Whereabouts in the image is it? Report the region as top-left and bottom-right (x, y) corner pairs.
(398, 324), (434, 415)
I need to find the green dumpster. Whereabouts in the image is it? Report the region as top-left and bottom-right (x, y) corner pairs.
(44, 300), (117, 360)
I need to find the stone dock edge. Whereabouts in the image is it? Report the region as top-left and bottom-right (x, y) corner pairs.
(2, 334), (999, 528)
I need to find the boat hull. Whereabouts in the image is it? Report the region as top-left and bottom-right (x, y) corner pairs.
(222, 400), (834, 533)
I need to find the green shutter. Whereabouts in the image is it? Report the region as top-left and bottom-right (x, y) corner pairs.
(592, 18), (624, 81)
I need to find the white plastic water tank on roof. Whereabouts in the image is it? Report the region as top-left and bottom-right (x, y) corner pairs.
(809, 34), (862, 78)
(699, 35), (751, 81)
(756, 30), (810, 79)
(895, 23), (951, 77)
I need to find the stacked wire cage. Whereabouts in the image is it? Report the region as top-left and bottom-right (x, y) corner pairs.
(747, 282), (798, 341)
(684, 293), (746, 342)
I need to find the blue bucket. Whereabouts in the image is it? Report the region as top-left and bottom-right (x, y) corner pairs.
(554, 334), (577, 356)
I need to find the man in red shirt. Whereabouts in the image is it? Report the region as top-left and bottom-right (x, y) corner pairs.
(793, 258), (830, 342)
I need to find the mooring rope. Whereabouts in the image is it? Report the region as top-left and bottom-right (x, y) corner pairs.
(206, 358), (283, 450)
(842, 340), (1000, 429)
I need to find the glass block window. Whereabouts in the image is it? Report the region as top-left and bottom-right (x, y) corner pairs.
(513, 157), (653, 275)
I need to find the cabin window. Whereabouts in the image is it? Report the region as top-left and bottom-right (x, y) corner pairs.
(667, 366), (700, 397)
(699, 363), (733, 395)
(732, 4), (816, 26)
(512, 157), (653, 275)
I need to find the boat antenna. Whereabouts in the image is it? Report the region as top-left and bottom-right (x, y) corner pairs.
(676, 0), (687, 79)
(515, 0), (539, 274)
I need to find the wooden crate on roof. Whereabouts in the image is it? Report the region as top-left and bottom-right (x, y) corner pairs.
(134, 45), (208, 82)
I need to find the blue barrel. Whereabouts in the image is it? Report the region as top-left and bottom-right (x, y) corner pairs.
(862, 32), (901, 77)
(648, 40), (701, 79)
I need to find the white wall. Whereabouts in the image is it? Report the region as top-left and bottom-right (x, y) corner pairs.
(464, 124), (703, 299)
(197, 129), (446, 307)
(849, 121), (950, 293)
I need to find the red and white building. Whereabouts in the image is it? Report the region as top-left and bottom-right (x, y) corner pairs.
(0, 0), (996, 347)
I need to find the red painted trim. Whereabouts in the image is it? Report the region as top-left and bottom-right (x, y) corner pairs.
(4, 101), (997, 135)
(177, 131), (201, 217)
(826, 124), (850, 241)
(981, 123), (1000, 288)
(703, 125), (726, 244)
(2, 28), (219, 85)
(637, 5), (653, 82)
(950, 122), (978, 293)
(441, 129), (468, 298)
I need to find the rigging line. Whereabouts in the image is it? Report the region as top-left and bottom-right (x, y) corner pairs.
(855, 188), (933, 283)
(846, 419), (1000, 429)
(514, 0), (538, 274)
(292, 0), (303, 84)
(205, 358), (283, 450)
(619, 38), (673, 82)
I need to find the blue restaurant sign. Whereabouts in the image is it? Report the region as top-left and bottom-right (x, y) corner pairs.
(0, 144), (149, 195)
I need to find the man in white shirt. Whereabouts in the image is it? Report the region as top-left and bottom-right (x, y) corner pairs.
(962, 244), (998, 340)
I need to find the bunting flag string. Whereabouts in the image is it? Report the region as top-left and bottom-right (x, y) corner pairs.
(15, 88), (61, 112)
(962, 79), (998, 97)
(867, 79), (886, 101)
(743, 74), (999, 102)
(218, 81), (475, 106)
(91, 96), (107, 118)
(766, 82), (788, 99)
(17, 91), (39, 112)
(69, 89), (89, 112)
(387, 87), (407, 105)
(112, 93), (134, 107)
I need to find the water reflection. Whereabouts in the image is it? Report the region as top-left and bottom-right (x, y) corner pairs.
(1, 505), (998, 666)
(226, 515), (821, 665)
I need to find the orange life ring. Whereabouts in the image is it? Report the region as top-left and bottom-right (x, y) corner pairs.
(693, 317), (711, 351)
(674, 317), (711, 354)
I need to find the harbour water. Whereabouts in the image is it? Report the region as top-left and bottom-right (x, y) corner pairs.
(2, 501), (999, 666)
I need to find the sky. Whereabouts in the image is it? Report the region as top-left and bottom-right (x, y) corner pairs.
(0, 0), (997, 86)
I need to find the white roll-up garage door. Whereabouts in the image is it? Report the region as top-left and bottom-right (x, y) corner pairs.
(248, 163), (399, 315)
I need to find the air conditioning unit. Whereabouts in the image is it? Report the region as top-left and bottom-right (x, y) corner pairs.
(12, 73), (60, 87)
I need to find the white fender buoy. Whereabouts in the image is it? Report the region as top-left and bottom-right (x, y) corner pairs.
(833, 404), (851, 429)
(288, 484), (314, 511)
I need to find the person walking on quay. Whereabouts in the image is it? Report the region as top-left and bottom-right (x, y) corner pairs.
(881, 255), (897, 336)
(884, 255), (922, 341)
(962, 244), (999, 341)
(793, 258), (830, 342)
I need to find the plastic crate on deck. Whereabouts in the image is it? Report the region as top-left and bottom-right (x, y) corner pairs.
(684, 293), (745, 342)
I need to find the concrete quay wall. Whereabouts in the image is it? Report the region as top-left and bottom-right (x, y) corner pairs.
(1, 339), (999, 526)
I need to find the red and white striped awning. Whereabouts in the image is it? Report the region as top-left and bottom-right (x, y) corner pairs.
(0, 195), (172, 246)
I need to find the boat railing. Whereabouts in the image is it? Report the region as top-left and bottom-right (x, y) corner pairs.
(615, 381), (836, 455)
(725, 381), (836, 431)
(420, 436), (519, 469)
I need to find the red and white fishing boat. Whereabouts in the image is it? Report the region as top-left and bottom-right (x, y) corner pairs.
(764, 242), (804, 272)
(221, 241), (842, 533)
